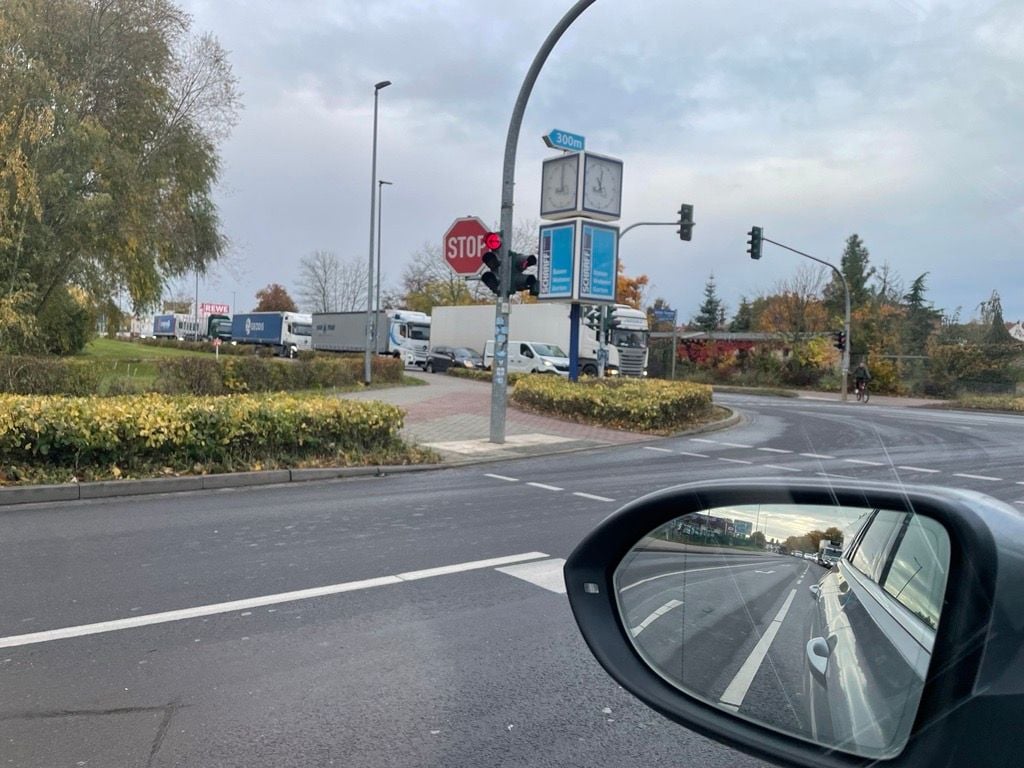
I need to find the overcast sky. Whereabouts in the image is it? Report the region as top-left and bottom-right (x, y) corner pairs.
(177, 0), (1023, 322)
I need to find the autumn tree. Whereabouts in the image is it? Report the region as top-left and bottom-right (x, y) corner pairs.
(752, 265), (829, 339)
(297, 251), (367, 313)
(254, 283), (298, 312)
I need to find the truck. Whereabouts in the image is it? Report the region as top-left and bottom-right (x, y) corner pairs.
(205, 314), (232, 341)
(311, 309), (432, 366)
(230, 312), (312, 357)
(430, 303), (649, 376)
(817, 539), (843, 568)
(152, 314), (202, 340)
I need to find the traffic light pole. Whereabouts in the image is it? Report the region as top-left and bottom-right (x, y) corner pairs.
(490, 0), (598, 444)
(761, 237), (850, 402)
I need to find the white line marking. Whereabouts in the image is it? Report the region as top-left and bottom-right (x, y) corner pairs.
(630, 599), (684, 636)
(816, 472), (856, 480)
(485, 473), (519, 482)
(495, 558), (567, 594)
(526, 482), (563, 491)
(1015, 501), (1024, 505)
(801, 453), (835, 459)
(691, 438), (718, 444)
(573, 492), (615, 502)
(757, 447), (792, 454)
(719, 589), (797, 709)
(679, 451), (710, 458)
(621, 560), (782, 592)
(844, 459), (885, 466)
(953, 473), (1002, 482)
(764, 465), (802, 473)
(720, 442), (753, 449)
(754, 570), (775, 574)
(0, 552), (550, 649)
(897, 466), (941, 474)
(1017, 482), (1024, 486)
(643, 446), (673, 453)
(719, 458), (753, 465)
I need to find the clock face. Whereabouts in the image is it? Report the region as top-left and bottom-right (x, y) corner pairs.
(541, 154), (579, 215)
(583, 155), (622, 216)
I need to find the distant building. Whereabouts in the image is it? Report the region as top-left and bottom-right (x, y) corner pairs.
(1007, 321), (1024, 342)
(733, 520), (753, 537)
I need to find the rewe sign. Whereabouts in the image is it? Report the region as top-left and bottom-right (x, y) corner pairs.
(442, 216), (490, 277)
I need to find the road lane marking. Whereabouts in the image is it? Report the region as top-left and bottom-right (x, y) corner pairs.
(526, 482), (564, 491)
(757, 448), (792, 454)
(843, 459), (885, 466)
(720, 442), (753, 449)
(754, 570), (775, 574)
(897, 466), (941, 474)
(1015, 501), (1024, 505)
(816, 472), (857, 480)
(621, 560), (782, 592)
(485, 474), (519, 482)
(0, 552), (550, 649)
(573, 492), (615, 502)
(719, 458), (753, 465)
(495, 558), (567, 594)
(719, 589), (797, 711)
(953, 473), (1002, 482)
(691, 439), (718, 444)
(630, 599), (684, 637)
(643, 446), (674, 453)
(679, 451), (710, 458)
(801, 453), (835, 459)
(764, 465), (802, 473)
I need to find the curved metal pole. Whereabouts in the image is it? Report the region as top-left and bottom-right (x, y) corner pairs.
(490, 0), (600, 443)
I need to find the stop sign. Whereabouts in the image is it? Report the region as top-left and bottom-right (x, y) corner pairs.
(442, 216), (491, 277)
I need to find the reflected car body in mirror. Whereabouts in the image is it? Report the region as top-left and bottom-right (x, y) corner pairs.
(564, 480), (1024, 768)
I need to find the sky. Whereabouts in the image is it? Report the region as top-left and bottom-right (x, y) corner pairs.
(176, 0), (1023, 322)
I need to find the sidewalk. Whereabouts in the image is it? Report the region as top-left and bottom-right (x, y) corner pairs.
(340, 371), (656, 461)
(789, 390), (942, 407)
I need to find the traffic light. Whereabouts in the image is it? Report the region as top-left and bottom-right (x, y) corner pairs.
(677, 203), (694, 241)
(833, 330), (846, 352)
(511, 252), (539, 296)
(480, 232), (503, 295)
(747, 226), (763, 260)
(583, 306), (602, 331)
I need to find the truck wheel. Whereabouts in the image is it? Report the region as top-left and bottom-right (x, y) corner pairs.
(426, 361), (434, 373)
(582, 363), (598, 377)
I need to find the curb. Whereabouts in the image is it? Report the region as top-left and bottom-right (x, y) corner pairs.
(0, 408), (740, 508)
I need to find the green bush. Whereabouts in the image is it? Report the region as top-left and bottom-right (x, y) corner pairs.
(36, 286), (95, 356)
(0, 393), (406, 474)
(0, 356), (102, 395)
(510, 377), (713, 433)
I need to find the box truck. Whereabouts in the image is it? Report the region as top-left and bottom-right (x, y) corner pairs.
(230, 312), (312, 357)
(152, 314), (201, 340)
(312, 309), (431, 366)
(430, 303), (649, 376)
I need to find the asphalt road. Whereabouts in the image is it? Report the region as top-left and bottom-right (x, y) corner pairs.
(1, 394), (1022, 767)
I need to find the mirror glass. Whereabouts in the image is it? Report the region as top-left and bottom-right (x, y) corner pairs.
(614, 504), (950, 760)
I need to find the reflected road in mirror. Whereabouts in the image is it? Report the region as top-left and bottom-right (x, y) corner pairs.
(613, 504), (949, 761)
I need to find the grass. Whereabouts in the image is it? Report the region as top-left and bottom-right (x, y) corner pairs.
(950, 395), (1024, 413)
(82, 337), (215, 359)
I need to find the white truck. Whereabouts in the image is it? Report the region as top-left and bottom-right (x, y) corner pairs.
(817, 539), (843, 568)
(312, 309), (431, 366)
(230, 312), (313, 357)
(430, 303), (649, 376)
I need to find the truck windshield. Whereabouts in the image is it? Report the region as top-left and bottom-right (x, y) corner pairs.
(611, 329), (647, 349)
(292, 324), (312, 336)
(408, 323), (430, 341)
(533, 344), (566, 357)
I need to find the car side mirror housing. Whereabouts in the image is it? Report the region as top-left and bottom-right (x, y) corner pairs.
(564, 479), (1024, 768)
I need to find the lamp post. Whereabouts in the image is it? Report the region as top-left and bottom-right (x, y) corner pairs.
(364, 79), (391, 385)
(375, 179), (393, 352)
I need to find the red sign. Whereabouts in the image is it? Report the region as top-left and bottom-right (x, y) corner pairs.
(201, 302), (230, 315)
(443, 216), (491, 276)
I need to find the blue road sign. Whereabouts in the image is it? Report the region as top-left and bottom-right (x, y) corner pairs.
(578, 222), (618, 303)
(543, 129), (585, 152)
(538, 222), (576, 299)
(653, 307), (678, 324)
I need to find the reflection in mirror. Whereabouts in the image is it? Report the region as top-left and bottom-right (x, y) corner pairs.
(613, 504), (950, 760)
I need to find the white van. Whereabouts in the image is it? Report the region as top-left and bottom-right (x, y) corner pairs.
(483, 340), (570, 376)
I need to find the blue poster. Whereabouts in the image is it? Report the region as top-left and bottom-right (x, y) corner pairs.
(579, 222), (618, 302)
(538, 222), (576, 299)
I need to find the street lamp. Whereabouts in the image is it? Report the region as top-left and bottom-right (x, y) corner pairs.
(375, 179), (393, 351)
(364, 79), (391, 386)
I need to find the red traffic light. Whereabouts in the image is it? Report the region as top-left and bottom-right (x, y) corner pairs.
(484, 232), (502, 251)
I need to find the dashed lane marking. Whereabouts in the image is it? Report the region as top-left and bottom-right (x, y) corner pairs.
(630, 599), (684, 637)
(844, 459), (885, 466)
(643, 446), (674, 453)
(573, 492), (615, 503)
(897, 466), (941, 474)
(527, 482), (564, 491)
(816, 472), (857, 480)
(485, 474), (519, 482)
(0, 552), (551, 649)
(801, 453), (835, 460)
(679, 451), (711, 458)
(757, 447), (792, 454)
(953, 473), (1002, 482)
(720, 442), (753, 449)
(691, 438), (718, 444)
(719, 458), (754, 465)
(765, 464), (802, 473)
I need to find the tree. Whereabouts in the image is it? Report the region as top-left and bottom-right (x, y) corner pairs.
(691, 274), (724, 332)
(750, 531), (767, 549)
(297, 251), (367, 313)
(901, 273), (942, 354)
(980, 291), (1015, 345)
(824, 234), (875, 320)
(399, 242), (483, 314)
(616, 261), (649, 309)
(823, 526), (844, 543)
(0, 0), (241, 347)
(752, 265), (828, 338)
(729, 297), (754, 332)
(254, 283), (298, 312)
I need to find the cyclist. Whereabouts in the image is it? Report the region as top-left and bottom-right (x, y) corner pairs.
(852, 360), (871, 400)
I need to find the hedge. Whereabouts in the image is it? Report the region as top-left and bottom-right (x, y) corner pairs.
(510, 377), (713, 433)
(444, 367), (529, 385)
(0, 356), (102, 396)
(0, 393), (406, 474)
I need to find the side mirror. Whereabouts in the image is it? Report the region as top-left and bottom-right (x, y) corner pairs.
(564, 479), (1023, 768)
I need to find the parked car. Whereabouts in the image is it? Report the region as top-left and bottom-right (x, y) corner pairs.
(425, 345), (484, 373)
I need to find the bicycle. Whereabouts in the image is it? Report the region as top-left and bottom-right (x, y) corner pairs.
(854, 379), (870, 403)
